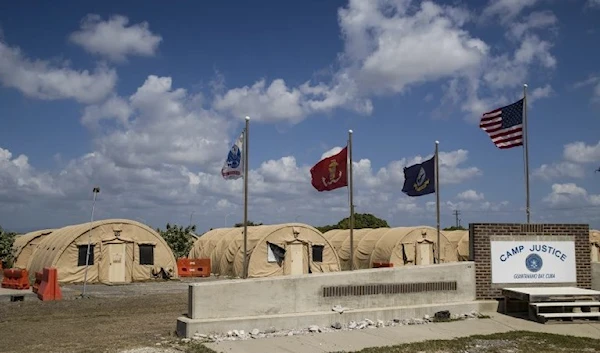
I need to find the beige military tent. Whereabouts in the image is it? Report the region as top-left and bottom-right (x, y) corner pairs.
(12, 229), (55, 269)
(322, 229), (349, 253)
(445, 230), (470, 261)
(326, 226), (458, 270)
(189, 223), (340, 278)
(591, 230), (600, 262)
(27, 219), (178, 284)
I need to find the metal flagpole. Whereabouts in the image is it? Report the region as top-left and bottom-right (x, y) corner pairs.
(82, 186), (100, 296)
(348, 130), (355, 271)
(435, 141), (441, 264)
(242, 116), (250, 279)
(522, 84), (531, 224)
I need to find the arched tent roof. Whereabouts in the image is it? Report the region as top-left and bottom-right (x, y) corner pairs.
(12, 229), (55, 269)
(188, 228), (237, 260)
(330, 226), (458, 269)
(337, 228), (391, 270)
(195, 223), (340, 278)
(28, 219), (178, 284)
(323, 229), (350, 253)
(445, 230), (469, 260)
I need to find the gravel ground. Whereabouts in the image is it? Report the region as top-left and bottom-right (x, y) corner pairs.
(59, 276), (224, 299)
(0, 291), (187, 353)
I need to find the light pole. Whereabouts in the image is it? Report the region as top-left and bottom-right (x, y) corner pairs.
(82, 186), (100, 297)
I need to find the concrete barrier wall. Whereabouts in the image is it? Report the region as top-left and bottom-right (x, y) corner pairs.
(177, 262), (496, 336)
(188, 262), (475, 319)
(593, 262), (600, 290)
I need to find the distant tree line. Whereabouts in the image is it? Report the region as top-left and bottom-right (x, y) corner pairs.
(0, 226), (17, 267)
(315, 213), (390, 233)
(443, 226), (467, 231)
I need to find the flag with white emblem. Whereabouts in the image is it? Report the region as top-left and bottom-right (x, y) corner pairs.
(221, 131), (244, 180)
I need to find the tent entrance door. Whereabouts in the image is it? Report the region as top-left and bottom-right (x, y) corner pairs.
(284, 242), (306, 276)
(417, 241), (433, 265)
(108, 243), (126, 283)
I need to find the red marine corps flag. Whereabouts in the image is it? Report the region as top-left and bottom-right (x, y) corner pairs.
(310, 146), (348, 192)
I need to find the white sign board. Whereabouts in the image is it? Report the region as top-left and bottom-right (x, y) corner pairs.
(490, 241), (576, 284)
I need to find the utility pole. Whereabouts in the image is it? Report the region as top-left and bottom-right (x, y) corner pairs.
(453, 209), (461, 228)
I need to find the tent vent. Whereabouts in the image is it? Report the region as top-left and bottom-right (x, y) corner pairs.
(322, 281), (457, 297)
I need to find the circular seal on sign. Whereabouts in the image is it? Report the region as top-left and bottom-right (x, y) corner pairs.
(525, 253), (543, 273)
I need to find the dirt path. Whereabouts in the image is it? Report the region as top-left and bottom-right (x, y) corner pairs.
(0, 293), (187, 353)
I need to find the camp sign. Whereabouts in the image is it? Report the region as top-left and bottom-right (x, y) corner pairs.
(490, 241), (576, 284)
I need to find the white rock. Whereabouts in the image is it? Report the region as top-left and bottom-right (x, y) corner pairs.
(365, 318), (374, 326)
(251, 329), (260, 336)
(155, 343), (161, 346)
(181, 338), (191, 343)
(308, 325), (320, 333)
(287, 332), (294, 336)
(424, 315), (430, 320)
(332, 305), (348, 313)
(376, 320), (384, 328)
(348, 321), (357, 329)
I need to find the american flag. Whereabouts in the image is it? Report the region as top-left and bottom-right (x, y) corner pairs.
(479, 98), (524, 149)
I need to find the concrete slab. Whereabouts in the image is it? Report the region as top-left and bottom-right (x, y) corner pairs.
(178, 301), (497, 337)
(503, 286), (600, 296)
(0, 287), (37, 302)
(204, 313), (600, 353)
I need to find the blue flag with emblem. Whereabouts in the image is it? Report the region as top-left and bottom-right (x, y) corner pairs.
(401, 156), (436, 197)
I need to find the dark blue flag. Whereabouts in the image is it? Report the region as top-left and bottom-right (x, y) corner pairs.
(402, 156), (436, 197)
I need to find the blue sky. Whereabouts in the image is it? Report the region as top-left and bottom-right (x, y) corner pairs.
(1, 0), (599, 233)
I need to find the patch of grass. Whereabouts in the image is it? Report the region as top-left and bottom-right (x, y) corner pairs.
(333, 331), (600, 353)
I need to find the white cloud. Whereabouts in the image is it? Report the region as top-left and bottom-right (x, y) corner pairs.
(426, 199), (509, 213)
(0, 148), (62, 202)
(338, 1), (489, 95)
(0, 39), (116, 103)
(542, 183), (600, 208)
(69, 14), (162, 62)
(529, 84), (554, 103)
(213, 0), (558, 125)
(532, 162), (586, 180)
(212, 79), (306, 123)
(509, 11), (557, 39)
(321, 147), (344, 160)
(81, 95), (132, 130)
(587, 0), (600, 9)
(563, 141), (600, 164)
(482, 0), (540, 22)
(92, 76), (232, 170)
(457, 189), (484, 201)
(570, 76), (600, 103)
(533, 140), (600, 182)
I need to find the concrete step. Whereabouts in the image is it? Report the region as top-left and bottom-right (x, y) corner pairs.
(531, 301), (600, 308)
(538, 312), (600, 319)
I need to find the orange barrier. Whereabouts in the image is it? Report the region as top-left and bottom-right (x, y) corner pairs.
(32, 271), (43, 294)
(177, 258), (210, 277)
(372, 262), (394, 268)
(1, 268), (30, 290)
(37, 267), (62, 301)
